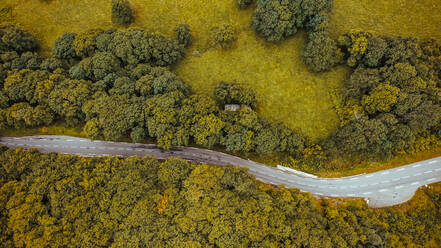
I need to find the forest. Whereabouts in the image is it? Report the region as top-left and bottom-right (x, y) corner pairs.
(0, 0), (441, 247)
(0, 147), (440, 247)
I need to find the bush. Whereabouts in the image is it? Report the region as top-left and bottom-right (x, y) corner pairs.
(237, 0), (253, 9)
(214, 82), (257, 109)
(174, 24), (193, 47)
(53, 33), (77, 59)
(111, 0), (134, 25)
(73, 29), (103, 58)
(251, 0), (333, 43)
(0, 24), (39, 53)
(211, 24), (236, 49)
(302, 32), (341, 72)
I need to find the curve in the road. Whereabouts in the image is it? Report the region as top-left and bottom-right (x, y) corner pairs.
(1, 135), (440, 208)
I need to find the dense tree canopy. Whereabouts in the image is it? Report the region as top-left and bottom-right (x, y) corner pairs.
(0, 147), (440, 247)
(251, 0), (333, 42)
(328, 31), (441, 158)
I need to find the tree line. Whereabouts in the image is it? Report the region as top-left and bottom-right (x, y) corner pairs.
(0, 147), (440, 247)
(0, 23), (306, 157)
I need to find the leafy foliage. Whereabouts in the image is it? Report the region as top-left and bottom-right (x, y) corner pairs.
(251, 0), (333, 42)
(329, 32), (441, 159)
(111, 0), (134, 26)
(0, 148), (440, 247)
(214, 82), (257, 109)
(211, 24), (237, 49)
(0, 23), (38, 53)
(302, 31), (341, 72)
(236, 0), (254, 9)
(174, 24), (193, 48)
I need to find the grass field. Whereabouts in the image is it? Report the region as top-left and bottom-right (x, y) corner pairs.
(330, 0), (441, 41)
(2, 0), (441, 141)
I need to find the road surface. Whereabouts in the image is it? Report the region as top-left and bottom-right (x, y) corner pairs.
(1, 135), (440, 208)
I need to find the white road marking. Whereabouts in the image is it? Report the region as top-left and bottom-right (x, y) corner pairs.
(331, 194), (339, 197)
(378, 189), (388, 192)
(426, 178), (436, 182)
(424, 171), (433, 174)
(35, 145), (42, 147)
(381, 180), (390, 183)
(350, 185), (358, 188)
(428, 160), (438, 164)
(90, 147), (96, 149)
(395, 185), (404, 189)
(402, 175), (410, 179)
(360, 184), (368, 187)
(17, 144), (24, 146)
(413, 164), (422, 168)
(66, 139), (74, 141)
(339, 186), (347, 189)
(362, 192), (372, 195)
(381, 171), (390, 175)
(397, 168), (405, 172)
(411, 182), (419, 185)
(435, 168), (441, 172)
(136, 149), (144, 152)
(347, 194), (356, 197)
(365, 175), (373, 178)
(349, 177), (359, 181)
(415, 173), (422, 176)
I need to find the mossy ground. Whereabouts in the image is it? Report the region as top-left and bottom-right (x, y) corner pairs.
(3, 0), (441, 141)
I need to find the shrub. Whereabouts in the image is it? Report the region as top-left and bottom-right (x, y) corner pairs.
(53, 33), (77, 59)
(0, 24), (39, 53)
(174, 24), (193, 47)
(111, 0), (135, 25)
(211, 24), (236, 49)
(237, 0), (253, 9)
(302, 31), (341, 72)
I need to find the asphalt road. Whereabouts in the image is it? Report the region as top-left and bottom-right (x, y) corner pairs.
(1, 135), (440, 208)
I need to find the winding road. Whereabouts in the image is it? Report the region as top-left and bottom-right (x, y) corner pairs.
(1, 135), (440, 208)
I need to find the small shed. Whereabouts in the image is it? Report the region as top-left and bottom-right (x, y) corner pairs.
(224, 104), (240, 111)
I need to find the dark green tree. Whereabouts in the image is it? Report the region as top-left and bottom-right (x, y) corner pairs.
(111, 0), (135, 25)
(211, 24), (237, 49)
(236, 0), (253, 9)
(302, 31), (341, 72)
(0, 24), (39, 53)
(174, 24), (193, 47)
(53, 33), (77, 59)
